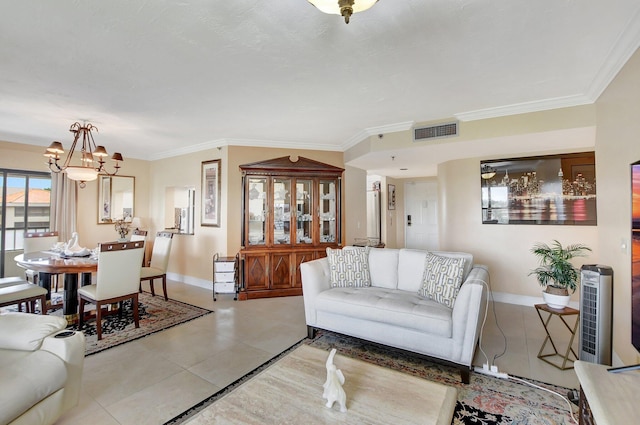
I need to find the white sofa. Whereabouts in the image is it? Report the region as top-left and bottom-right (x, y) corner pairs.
(301, 247), (489, 383)
(0, 312), (85, 425)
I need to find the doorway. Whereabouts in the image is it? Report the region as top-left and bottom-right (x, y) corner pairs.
(404, 180), (439, 250)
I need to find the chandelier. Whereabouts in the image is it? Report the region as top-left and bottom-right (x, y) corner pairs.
(308, 0), (378, 24)
(481, 164), (497, 180)
(44, 122), (123, 188)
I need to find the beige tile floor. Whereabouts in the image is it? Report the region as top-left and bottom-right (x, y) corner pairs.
(54, 281), (580, 425)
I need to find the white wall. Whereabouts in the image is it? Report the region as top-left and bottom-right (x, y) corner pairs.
(594, 46), (640, 364)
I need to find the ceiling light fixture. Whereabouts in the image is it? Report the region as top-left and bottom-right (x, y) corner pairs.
(44, 122), (123, 188)
(481, 164), (497, 180)
(308, 0), (378, 24)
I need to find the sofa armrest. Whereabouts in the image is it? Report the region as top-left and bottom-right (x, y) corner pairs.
(41, 330), (85, 412)
(451, 265), (489, 365)
(300, 257), (330, 326)
(0, 313), (67, 351)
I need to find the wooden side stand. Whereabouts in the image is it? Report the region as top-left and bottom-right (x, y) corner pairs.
(535, 303), (580, 370)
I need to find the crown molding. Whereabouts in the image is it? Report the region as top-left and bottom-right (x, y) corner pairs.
(148, 137), (342, 161)
(454, 94), (594, 122)
(456, 6), (640, 123)
(341, 121), (415, 150)
(585, 5), (640, 101)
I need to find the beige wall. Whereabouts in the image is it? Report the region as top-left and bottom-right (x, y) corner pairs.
(0, 141), (50, 169)
(343, 165), (368, 245)
(148, 146), (345, 284)
(594, 47), (640, 364)
(77, 158), (151, 248)
(438, 156), (599, 304)
(147, 148), (227, 284)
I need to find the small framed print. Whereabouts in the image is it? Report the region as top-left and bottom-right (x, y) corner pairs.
(388, 184), (396, 210)
(201, 159), (221, 227)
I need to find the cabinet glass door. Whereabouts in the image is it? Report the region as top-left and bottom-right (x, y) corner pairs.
(296, 179), (313, 244)
(273, 177), (291, 245)
(319, 179), (337, 243)
(247, 177), (267, 245)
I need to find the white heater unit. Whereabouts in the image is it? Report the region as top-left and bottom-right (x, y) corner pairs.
(579, 265), (613, 365)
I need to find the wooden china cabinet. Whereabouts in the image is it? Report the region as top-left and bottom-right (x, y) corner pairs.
(238, 156), (343, 300)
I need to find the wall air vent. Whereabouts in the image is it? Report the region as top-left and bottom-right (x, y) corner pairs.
(414, 122), (458, 141)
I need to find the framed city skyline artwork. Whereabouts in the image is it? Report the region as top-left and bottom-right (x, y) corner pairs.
(480, 152), (597, 225)
(631, 160), (640, 351)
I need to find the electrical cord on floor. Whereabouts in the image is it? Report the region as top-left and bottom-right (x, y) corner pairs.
(472, 277), (507, 369)
(508, 376), (579, 424)
(471, 277), (578, 423)
(488, 286), (507, 364)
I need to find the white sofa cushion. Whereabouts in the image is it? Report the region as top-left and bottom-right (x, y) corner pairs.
(368, 248), (399, 289)
(0, 313), (67, 351)
(327, 247), (371, 287)
(0, 349), (66, 424)
(419, 253), (465, 308)
(397, 249), (428, 292)
(315, 287), (453, 338)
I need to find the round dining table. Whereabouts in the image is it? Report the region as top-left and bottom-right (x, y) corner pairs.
(14, 251), (97, 323)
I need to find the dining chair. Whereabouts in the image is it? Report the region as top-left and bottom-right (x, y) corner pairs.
(21, 231), (62, 291)
(0, 281), (48, 314)
(78, 241), (144, 340)
(130, 229), (148, 265)
(139, 231), (174, 301)
(130, 229), (148, 242)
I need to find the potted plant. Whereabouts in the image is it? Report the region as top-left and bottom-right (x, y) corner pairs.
(529, 240), (591, 309)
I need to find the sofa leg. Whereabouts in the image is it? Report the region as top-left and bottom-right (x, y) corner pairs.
(307, 326), (316, 339)
(460, 367), (470, 384)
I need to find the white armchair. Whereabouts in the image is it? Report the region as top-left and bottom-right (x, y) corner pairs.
(0, 312), (85, 425)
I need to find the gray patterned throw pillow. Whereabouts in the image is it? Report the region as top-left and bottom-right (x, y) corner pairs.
(327, 247), (371, 288)
(419, 253), (465, 307)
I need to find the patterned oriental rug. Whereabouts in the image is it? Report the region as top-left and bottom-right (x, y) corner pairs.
(167, 330), (577, 425)
(62, 293), (212, 356)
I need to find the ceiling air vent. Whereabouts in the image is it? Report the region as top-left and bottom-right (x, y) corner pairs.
(414, 121), (458, 141)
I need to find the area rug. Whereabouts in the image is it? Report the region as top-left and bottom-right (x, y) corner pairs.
(65, 293), (213, 356)
(166, 330), (578, 425)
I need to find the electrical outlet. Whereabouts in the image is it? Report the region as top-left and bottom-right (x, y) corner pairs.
(474, 365), (509, 379)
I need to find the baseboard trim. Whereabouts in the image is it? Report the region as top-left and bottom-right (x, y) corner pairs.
(167, 273), (211, 290)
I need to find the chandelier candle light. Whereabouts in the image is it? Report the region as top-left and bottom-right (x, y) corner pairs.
(44, 122), (123, 188)
(308, 0), (378, 24)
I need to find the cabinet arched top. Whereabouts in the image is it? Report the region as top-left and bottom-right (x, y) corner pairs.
(240, 156), (344, 176)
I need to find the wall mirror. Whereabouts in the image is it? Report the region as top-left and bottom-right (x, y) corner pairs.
(98, 175), (135, 223)
(165, 186), (195, 235)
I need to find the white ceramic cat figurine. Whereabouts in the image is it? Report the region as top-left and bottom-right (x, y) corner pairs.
(322, 348), (347, 412)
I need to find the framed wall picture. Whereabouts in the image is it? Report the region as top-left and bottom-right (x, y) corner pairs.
(388, 184), (396, 210)
(480, 151), (596, 225)
(201, 159), (221, 227)
(99, 175), (111, 222)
